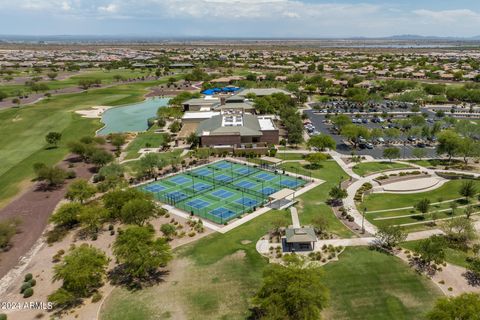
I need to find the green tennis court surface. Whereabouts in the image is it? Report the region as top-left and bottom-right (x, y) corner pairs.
(139, 160), (307, 224)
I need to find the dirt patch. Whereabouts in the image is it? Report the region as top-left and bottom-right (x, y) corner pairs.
(0, 156), (96, 280)
(241, 240), (252, 245)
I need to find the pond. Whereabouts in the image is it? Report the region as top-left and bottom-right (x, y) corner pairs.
(98, 97), (169, 135)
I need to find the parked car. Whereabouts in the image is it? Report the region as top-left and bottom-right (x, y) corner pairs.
(417, 142), (426, 148)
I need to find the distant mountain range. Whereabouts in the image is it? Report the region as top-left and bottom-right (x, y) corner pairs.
(1, 34), (480, 43)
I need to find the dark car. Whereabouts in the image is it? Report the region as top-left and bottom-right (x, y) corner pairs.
(417, 142), (426, 148)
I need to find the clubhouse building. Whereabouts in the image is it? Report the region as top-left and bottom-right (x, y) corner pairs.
(179, 88), (286, 149)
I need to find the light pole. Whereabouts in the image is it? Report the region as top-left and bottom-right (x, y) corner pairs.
(362, 207), (366, 234)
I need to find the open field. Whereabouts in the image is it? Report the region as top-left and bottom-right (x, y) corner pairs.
(100, 209), (289, 320)
(281, 160), (354, 238)
(124, 127), (170, 160)
(0, 69), (152, 97)
(100, 211), (442, 320)
(275, 152), (306, 161)
(0, 79), (171, 208)
(352, 161), (414, 176)
(361, 180), (480, 212)
(323, 247), (443, 320)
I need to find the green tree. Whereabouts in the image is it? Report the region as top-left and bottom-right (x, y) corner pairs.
(186, 132), (199, 147)
(0, 218), (20, 250)
(49, 202), (82, 228)
(332, 114), (351, 129)
(449, 201), (458, 216)
(51, 244), (108, 297)
(90, 149), (114, 167)
(441, 217), (476, 245)
(416, 235), (446, 266)
(113, 226), (172, 279)
(374, 225), (407, 249)
(414, 198), (431, 216)
(304, 152), (328, 169)
(110, 133), (127, 151)
(78, 205), (108, 236)
(412, 148), (427, 160)
(311, 215), (330, 235)
(120, 199), (158, 226)
(436, 130), (462, 162)
(340, 124), (370, 148)
(307, 134), (336, 151)
(459, 180), (476, 203)
(65, 179), (96, 204)
(45, 132), (62, 147)
(328, 186), (348, 205)
(252, 257), (329, 320)
(427, 293), (480, 320)
(103, 189), (152, 219)
(33, 163), (66, 186)
(138, 153), (163, 177)
(383, 147), (401, 161)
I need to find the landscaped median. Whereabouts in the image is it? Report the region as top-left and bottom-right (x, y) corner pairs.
(360, 179), (480, 232)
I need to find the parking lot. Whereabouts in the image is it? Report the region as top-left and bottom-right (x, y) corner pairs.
(304, 109), (438, 159)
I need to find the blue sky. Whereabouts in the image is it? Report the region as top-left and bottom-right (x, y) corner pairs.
(0, 0), (479, 37)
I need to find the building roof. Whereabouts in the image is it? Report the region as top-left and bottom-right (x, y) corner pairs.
(183, 97), (220, 106)
(196, 113), (263, 137)
(215, 101), (255, 111)
(258, 116), (276, 130)
(285, 227), (317, 243)
(182, 111), (221, 120)
(232, 88), (292, 98)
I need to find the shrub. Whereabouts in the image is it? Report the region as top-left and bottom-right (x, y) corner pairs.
(66, 170), (76, 179)
(91, 292), (102, 303)
(0, 314), (6, 320)
(23, 287), (34, 298)
(28, 279), (37, 287)
(24, 273), (33, 282)
(20, 282), (31, 293)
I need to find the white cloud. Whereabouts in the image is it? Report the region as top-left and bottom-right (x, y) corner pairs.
(413, 9), (480, 22)
(98, 3), (118, 13)
(1, 1), (480, 37)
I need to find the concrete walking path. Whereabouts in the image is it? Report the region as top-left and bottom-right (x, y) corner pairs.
(290, 207), (300, 228)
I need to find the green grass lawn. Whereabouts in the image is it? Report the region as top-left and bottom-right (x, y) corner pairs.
(322, 247), (443, 320)
(122, 150), (183, 175)
(402, 240), (472, 268)
(352, 161), (413, 176)
(100, 209), (289, 320)
(0, 78), (173, 208)
(0, 69), (152, 97)
(124, 127), (169, 160)
(281, 160), (354, 238)
(361, 180), (480, 212)
(275, 152), (305, 161)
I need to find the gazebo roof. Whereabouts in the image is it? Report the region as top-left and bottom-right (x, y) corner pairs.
(285, 227), (317, 243)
